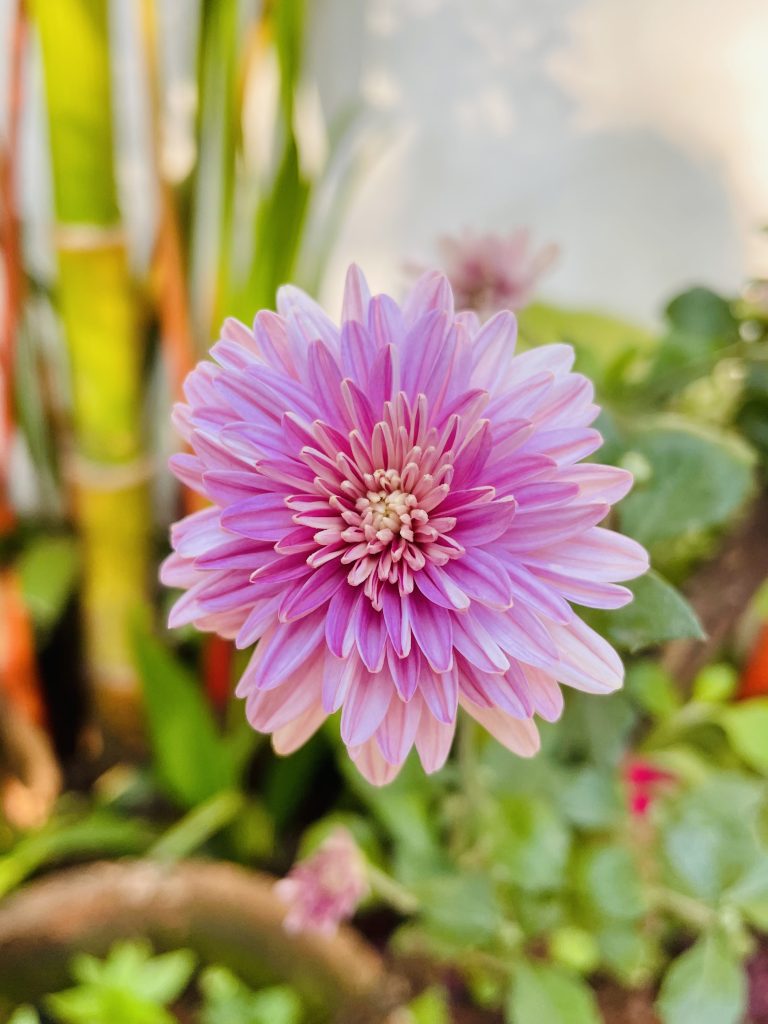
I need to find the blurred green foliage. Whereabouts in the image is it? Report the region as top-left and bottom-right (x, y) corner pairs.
(5, 943), (306, 1024)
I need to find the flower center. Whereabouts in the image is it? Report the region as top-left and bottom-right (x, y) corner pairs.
(286, 393), (468, 609)
(356, 469), (425, 544)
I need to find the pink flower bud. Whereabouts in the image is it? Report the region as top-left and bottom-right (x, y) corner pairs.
(275, 828), (369, 936)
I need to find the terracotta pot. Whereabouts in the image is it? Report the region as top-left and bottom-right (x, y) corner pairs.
(0, 859), (409, 1022)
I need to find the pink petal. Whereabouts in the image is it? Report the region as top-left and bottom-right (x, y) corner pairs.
(445, 549), (513, 610)
(471, 311), (517, 392)
(236, 598), (281, 648)
(505, 343), (575, 384)
(340, 666), (393, 746)
(242, 612), (326, 691)
(278, 562), (345, 622)
(245, 662), (322, 732)
(278, 285), (341, 353)
(451, 496), (517, 546)
(415, 563), (470, 611)
(220, 494), (293, 542)
(461, 700), (540, 757)
(547, 616), (624, 693)
(414, 711), (455, 773)
(272, 701), (327, 755)
(342, 263), (371, 323)
(522, 665), (564, 722)
(325, 585), (362, 658)
(340, 320), (376, 382)
(368, 295), (404, 349)
(451, 612), (509, 673)
(349, 737), (403, 786)
(402, 270), (454, 325)
(382, 587), (412, 657)
(533, 568), (633, 610)
(400, 311), (454, 408)
(560, 464), (634, 504)
(408, 593), (454, 672)
(386, 645), (422, 701)
(418, 664), (459, 724)
(527, 528), (649, 582)
(355, 600), (388, 673)
(376, 694), (422, 765)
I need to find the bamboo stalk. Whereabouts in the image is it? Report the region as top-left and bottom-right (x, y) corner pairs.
(29, 0), (150, 745)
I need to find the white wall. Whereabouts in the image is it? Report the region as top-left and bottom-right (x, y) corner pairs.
(309, 0), (768, 323)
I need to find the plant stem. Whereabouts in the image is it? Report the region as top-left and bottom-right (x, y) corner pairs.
(367, 864), (420, 916)
(148, 790), (245, 862)
(456, 715), (484, 851)
(650, 886), (717, 929)
(30, 0), (150, 744)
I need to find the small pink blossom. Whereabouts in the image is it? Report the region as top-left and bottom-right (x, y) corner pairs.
(624, 759), (677, 818)
(275, 828), (369, 935)
(438, 228), (557, 316)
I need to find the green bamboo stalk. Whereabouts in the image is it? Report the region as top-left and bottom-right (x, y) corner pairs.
(30, 0), (149, 743)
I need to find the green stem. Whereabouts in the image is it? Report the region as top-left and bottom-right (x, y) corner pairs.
(366, 865), (420, 916)
(456, 715), (484, 851)
(149, 790), (246, 862)
(650, 886), (717, 929)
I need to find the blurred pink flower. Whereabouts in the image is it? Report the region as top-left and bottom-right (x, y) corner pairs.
(275, 828), (369, 936)
(438, 229), (557, 316)
(624, 759), (677, 818)
(162, 265), (648, 785)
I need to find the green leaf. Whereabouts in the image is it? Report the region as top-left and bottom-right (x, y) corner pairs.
(624, 660), (682, 718)
(665, 287), (737, 337)
(656, 930), (746, 1024)
(7, 1008), (41, 1024)
(553, 691), (637, 767)
(549, 926), (601, 975)
(148, 790), (246, 861)
(70, 942), (195, 1003)
(720, 698), (768, 773)
(518, 303), (654, 396)
(557, 766), (623, 830)
(618, 421), (755, 547)
(506, 961), (601, 1024)
(583, 571), (703, 653)
(493, 795), (571, 892)
(416, 873), (501, 944)
(199, 967), (302, 1024)
(597, 924), (658, 986)
(132, 617), (237, 808)
(724, 859), (768, 931)
(574, 843), (647, 922)
(46, 988), (176, 1024)
(408, 987), (452, 1024)
(0, 808), (155, 899)
(692, 663), (738, 703)
(662, 775), (765, 902)
(17, 534), (79, 633)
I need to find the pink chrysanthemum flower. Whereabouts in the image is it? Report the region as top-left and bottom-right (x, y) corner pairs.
(275, 827), (369, 936)
(438, 228), (557, 316)
(162, 265), (648, 785)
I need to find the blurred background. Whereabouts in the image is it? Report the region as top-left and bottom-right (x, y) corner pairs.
(1, 2), (768, 1023)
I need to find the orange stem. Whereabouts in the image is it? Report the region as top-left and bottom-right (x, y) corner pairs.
(0, 0), (27, 534)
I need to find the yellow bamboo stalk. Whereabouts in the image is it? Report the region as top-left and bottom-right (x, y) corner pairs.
(30, 0), (149, 744)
